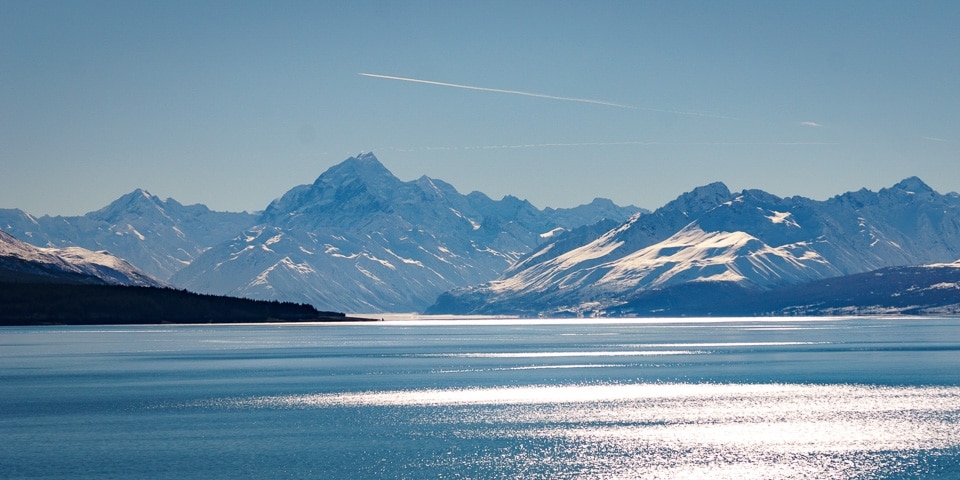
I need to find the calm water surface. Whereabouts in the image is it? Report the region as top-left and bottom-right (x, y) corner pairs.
(1, 317), (959, 479)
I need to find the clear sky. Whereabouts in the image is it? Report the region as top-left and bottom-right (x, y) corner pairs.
(2, 1), (958, 216)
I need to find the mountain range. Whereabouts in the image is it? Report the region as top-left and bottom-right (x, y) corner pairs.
(169, 153), (643, 312)
(6, 153), (960, 317)
(1, 153), (642, 313)
(428, 177), (960, 316)
(0, 190), (257, 281)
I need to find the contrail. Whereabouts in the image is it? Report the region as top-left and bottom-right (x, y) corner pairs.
(359, 73), (738, 120)
(383, 141), (837, 153)
(359, 73), (633, 109)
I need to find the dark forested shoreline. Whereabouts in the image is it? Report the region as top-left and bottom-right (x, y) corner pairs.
(0, 282), (374, 326)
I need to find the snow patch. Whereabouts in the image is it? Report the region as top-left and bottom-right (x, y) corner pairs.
(421, 246), (454, 265)
(540, 227), (566, 239)
(437, 246), (460, 258)
(129, 225), (146, 241)
(924, 260), (960, 268)
(221, 245), (255, 265)
(448, 208), (481, 230)
(384, 248), (424, 267)
(281, 256), (315, 275)
(362, 253), (395, 270)
(355, 264), (384, 284)
(691, 270), (747, 283)
(765, 211), (800, 228)
(265, 233), (283, 246)
(250, 257), (315, 287)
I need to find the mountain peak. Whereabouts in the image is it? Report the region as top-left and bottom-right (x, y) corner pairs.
(660, 181), (732, 216)
(88, 188), (166, 222)
(356, 151), (379, 161)
(891, 176), (935, 194)
(341, 152), (387, 171)
(314, 152), (397, 188)
(122, 188), (156, 202)
(262, 153), (405, 223)
(584, 197), (617, 209)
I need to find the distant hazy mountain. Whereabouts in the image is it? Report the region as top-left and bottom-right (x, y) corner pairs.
(0, 229), (161, 286)
(0, 190), (257, 281)
(428, 177), (960, 316)
(170, 153), (642, 312)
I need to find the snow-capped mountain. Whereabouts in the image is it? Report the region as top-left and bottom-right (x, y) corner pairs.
(428, 177), (960, 316)
(170, 153), (642, 312)
(1, 153), (638, 313)
(0, 229), (161, 286)
(0, 190), (257, 280)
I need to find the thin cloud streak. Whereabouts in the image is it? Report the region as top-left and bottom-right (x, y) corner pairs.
(922, 136), (952, 143)
(359, 73), (739, 120)
(384, 141), (837, 153)
(800, 121), (823, 127)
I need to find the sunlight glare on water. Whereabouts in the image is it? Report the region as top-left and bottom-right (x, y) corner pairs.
(211, 383), (960, 479)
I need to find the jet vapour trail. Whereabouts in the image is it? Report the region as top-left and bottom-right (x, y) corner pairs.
(359, 73), (634, 109)
(359, 73), (738, 119)
(383, 141), (836, 153)
(468, 141), (835, 149)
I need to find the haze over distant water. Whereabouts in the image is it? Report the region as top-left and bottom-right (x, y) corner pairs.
(2, 2), (958, 216)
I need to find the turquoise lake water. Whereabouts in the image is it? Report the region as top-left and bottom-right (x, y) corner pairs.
(2, 317), (959, 479)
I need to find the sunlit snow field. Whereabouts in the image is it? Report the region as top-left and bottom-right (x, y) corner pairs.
(2, 317), (959, 479)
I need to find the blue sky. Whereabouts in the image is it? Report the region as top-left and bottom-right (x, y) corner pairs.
(2, 1), (958, 215)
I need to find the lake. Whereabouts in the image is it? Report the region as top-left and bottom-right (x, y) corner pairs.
(1, 317), (959, 479)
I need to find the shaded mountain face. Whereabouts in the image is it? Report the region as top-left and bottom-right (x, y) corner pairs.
(0, 190), (257, 280)
(428, 176), (960, 316)
(0, 230), (161, 286)
(169, 153), (642, 312)
(601, 262), (960, 317)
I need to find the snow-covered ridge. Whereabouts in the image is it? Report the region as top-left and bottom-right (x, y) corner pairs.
(0, 189), (258, 281)
(593, 225), (836, 291)
(429, 176), (960, 316)
(0, 230), (162, 286)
